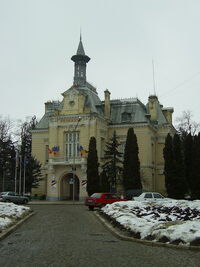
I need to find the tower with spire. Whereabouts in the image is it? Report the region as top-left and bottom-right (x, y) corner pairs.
(71, 35), (90, 87)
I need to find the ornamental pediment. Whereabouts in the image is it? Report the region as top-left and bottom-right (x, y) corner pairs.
(60, 88), (86, 115)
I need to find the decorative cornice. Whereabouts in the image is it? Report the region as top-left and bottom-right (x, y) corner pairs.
(31, 129), (48, 133)
(108, 123), (156, 131)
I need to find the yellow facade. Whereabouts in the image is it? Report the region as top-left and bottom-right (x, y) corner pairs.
(31, 39), (175, 201)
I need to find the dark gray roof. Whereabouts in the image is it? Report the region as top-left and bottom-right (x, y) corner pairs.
(35, 90), (168, 130)
(71, 84), (102, 114)
(35, 101), (61, 129)
(109, 98), (149, 124)
(35, 114), (50, 129)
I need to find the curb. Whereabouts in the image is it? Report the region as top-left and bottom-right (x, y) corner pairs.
(0, 211), (35, 241)
(29, 201), (84, 205)
(94, 211), (200, 251)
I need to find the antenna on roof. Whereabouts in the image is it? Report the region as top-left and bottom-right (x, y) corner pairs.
(80, 27), (82, 41)
(152, 59), (156, 95)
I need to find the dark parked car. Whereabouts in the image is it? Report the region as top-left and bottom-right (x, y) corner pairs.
(0, 191), (29, 204)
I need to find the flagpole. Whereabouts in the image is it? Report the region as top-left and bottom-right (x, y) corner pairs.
(19, 155), (22, 195)
(23, 155), (26, 195)
(14, 149), (18, 193)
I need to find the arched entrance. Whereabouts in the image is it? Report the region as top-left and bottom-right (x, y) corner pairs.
(60, 173), (80, 200)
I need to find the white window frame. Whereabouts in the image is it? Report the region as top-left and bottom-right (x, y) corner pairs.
(65, 132), (80, 158)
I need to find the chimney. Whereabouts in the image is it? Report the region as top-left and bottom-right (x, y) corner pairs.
(162, 107), (174, 124)
(148, 95), (158, 121)
(45, 101), (53, 113)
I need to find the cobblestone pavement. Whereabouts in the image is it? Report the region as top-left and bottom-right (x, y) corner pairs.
(0, 204), (200, 267)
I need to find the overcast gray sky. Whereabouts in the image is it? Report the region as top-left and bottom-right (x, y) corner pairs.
(0, 0), (200, 124)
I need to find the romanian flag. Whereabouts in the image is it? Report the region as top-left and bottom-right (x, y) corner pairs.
(77, 145), (88, 157)
(48, 146), (59, 155)
(81, 180), (87, 186)
(51, 179), (57, 186)
(48, 148), (52, 154)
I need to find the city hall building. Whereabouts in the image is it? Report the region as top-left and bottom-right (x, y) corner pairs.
(31, 38), (175, 201)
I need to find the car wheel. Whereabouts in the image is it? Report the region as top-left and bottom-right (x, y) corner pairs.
(89, 206), (94, 211)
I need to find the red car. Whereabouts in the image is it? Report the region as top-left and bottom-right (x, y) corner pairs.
(85, 192), (126, 210)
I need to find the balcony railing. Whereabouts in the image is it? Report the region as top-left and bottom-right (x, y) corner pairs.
(48, 156), (86, 166)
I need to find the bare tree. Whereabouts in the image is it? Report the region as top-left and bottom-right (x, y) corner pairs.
(175, 110), (200, 136)
(0, 116), (13, 141)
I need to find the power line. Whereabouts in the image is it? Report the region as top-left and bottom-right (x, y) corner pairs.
(160, 71), (200, 98)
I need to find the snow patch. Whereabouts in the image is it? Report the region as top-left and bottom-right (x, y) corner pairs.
(0, 202), (31, 231)
(101, 199), (200, 245)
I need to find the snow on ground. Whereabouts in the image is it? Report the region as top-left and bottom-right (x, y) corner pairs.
(101, 199), (200, 246)
(0, 202), (30, 232)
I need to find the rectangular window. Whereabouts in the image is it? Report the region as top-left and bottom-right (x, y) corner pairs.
(145, 193), (153, 198)
(65, 132), (80, 158)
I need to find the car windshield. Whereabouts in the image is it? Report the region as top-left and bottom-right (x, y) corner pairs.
(8, 192), (16, 196)
(90, 193), (101, 198)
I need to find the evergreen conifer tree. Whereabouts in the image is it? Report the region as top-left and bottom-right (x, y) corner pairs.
(190, 134), (200, 199)
(184, 133), (193, 195)
(19, 116), (42, 192)
(0, 117), (16, 191)
(86, 136), (100, 196)
(0, 138), (16, 191)
(163, 133), (174, 197)
(172, 133), (187, 199)
(123, 127), (142, 191)
(99, 170), (110, 192)
(102, 131), (123, 192)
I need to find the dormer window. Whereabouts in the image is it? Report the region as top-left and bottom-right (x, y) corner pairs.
(121, 112), (131, 122)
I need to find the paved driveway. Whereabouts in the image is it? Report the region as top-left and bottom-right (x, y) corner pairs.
(0, 204), (200, 267)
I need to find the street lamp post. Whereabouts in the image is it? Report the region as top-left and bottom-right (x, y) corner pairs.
(72, 117), (81, 202)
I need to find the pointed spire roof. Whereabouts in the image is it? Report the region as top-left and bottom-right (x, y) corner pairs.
(71, 35), (90, 63)
(76, 34), (85, 55)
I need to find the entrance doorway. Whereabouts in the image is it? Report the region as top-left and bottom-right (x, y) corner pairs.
(60, 173), (80, 200)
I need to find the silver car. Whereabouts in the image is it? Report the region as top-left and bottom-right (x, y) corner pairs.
(133, 192), (167, 201)
(0, 191), (29, 204)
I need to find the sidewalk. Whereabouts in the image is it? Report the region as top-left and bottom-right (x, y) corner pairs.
(29, 200), (84, 205)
